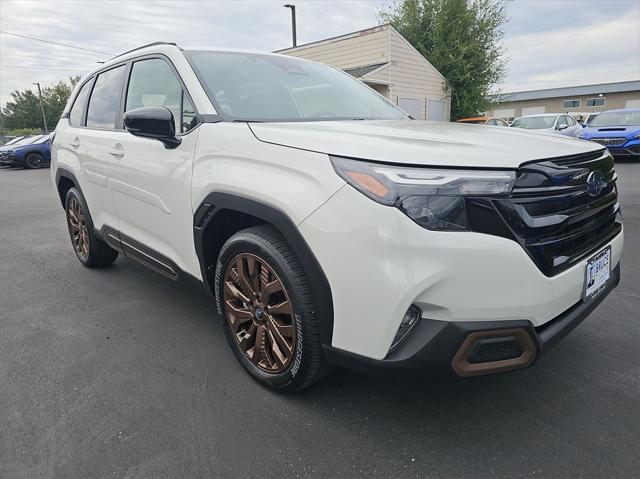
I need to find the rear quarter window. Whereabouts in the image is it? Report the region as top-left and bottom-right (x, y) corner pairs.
(69, 80), (93, 127)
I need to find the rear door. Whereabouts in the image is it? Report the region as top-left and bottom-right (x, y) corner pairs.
(57, 66), (126, 230)
(108, 56), (201, 277)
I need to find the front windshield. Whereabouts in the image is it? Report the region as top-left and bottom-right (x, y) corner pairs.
(186, 51), (408, 122)
(10, 135), (43, 146)
(31, 136), (50, 144)
(589, 111), (640, 127)
(511, 116), (557, 129)
(4, 136), (24, 146)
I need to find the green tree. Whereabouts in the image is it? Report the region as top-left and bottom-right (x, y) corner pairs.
(381, 0), (508, 120)
(1, 76), (80, 132)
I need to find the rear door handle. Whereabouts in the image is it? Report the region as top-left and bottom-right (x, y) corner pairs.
(109, 144), (125, 158)
(70, 137), (80, 149)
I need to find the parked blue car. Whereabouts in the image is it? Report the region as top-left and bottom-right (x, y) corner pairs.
(578, 109), (640, 160)
(0, 135), (51, 168)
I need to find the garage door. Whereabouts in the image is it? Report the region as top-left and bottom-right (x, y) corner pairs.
(625, 99), (640, 109)
(398, 97), (422, 120)
(493, 108), (515, 118)
(427, 100), (446, 121)
(522, 106), (545, 115)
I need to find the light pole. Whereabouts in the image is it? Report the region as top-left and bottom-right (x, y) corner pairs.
(284, 4), (297, 47)
(33, 82), (48, 133)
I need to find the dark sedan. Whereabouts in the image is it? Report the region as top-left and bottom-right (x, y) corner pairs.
(0, 135), (51, 169)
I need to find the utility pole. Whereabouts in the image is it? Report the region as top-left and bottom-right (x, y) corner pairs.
(284, 4), (297, 47)
(33, 82), (48, 133)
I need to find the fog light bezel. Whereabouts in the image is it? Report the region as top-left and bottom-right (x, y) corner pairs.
(388, 305), (422, 353)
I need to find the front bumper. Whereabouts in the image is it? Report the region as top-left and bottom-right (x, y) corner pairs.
(0, 154), (20, 166)
(608, 144), (640, 160)
(324, 264), (620, 377)
(583, 139), (640, 159)
(299, 184), (624, 360)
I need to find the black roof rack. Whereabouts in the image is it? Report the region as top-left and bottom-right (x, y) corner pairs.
(112, 42), (180, 59)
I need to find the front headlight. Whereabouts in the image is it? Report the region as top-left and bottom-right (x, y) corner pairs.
(331, 156), (516, 231)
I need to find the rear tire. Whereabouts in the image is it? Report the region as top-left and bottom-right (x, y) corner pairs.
(65, 187), (118, 267)
(215, 225), (331, 392)
(24, 153), (44, 169)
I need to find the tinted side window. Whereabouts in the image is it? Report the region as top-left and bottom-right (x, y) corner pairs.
(87, 66), (126, 129)
(69, 80), (92, 127)
(125, 58), (197, 134)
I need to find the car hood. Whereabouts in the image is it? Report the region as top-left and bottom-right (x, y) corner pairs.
(249, 120), (603, 168)
(582, 126), (640, 139)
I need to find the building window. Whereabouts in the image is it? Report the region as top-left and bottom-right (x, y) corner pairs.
(563, 99), (581, 109)
(587, 97), (605, 107)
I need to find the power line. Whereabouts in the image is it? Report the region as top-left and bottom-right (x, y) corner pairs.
(1, 65), (90, 72)
(0, 30), (115, 56)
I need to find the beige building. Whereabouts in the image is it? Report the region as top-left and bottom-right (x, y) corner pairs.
(490, 81), (640, 122)
(277, 24), (451, 121)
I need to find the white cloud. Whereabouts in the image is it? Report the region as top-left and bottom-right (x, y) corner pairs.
(0, 0), (638, 106)
(0, 0), (391, 105)
(499, 12), (640, 92)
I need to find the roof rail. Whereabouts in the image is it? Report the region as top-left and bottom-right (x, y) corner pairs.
(112, 42), (180, 59)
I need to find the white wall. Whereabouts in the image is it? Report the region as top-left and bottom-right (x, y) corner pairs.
(522, 106), (546, 115)
(388, 28), (450, 120)
(493, 108), (515, 118)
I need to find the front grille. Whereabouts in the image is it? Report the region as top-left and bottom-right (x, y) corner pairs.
(491, 150), (621, 276)
(590, 137), (626, 147)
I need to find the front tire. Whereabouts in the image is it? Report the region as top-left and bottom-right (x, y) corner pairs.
(65, 187), (118, 267)
(24, 153), (44, 169)
(215, 225), (330, 392)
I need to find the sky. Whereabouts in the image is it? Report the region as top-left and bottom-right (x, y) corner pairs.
(1, 0), (639, 107)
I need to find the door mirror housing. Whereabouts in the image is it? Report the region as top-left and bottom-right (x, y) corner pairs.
(557, 122), (568, 131)
(123, 106), (181, 149)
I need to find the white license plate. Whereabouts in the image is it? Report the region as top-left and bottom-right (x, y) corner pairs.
(584, 247), (611, 301)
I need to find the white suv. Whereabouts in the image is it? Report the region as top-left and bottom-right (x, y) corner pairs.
(51, 43), (623, 392)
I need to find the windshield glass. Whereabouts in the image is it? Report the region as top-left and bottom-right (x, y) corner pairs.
(10, 135), (43, 146)
(510, 116), (557, 129)
(3, 136), (24, 145)
(186, 51), (408, 122)
(589, 111), (640, 127)
(32, 136), (50, 144)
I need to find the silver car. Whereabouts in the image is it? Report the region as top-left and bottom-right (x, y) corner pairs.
(510, 114), (582, 138)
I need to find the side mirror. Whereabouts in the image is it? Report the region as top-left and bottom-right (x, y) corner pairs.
(558, 123), (568, 130)
(123, 106), (181, 149)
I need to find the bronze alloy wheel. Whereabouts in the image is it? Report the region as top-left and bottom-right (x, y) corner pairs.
(223, 253), (297, 373)
(67, 197), (89, 259)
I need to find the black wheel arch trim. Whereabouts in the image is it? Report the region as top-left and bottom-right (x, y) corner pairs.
(55, 168), (83, 209)
(194, 192), (334, 346)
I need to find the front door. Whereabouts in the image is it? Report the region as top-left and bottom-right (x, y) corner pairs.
(108, 57), (201, 277)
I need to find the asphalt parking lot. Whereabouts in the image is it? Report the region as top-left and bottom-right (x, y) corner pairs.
(1, 164), (639, 478)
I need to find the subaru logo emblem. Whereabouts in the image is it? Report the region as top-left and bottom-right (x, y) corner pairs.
(586, 171), (605, 197)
